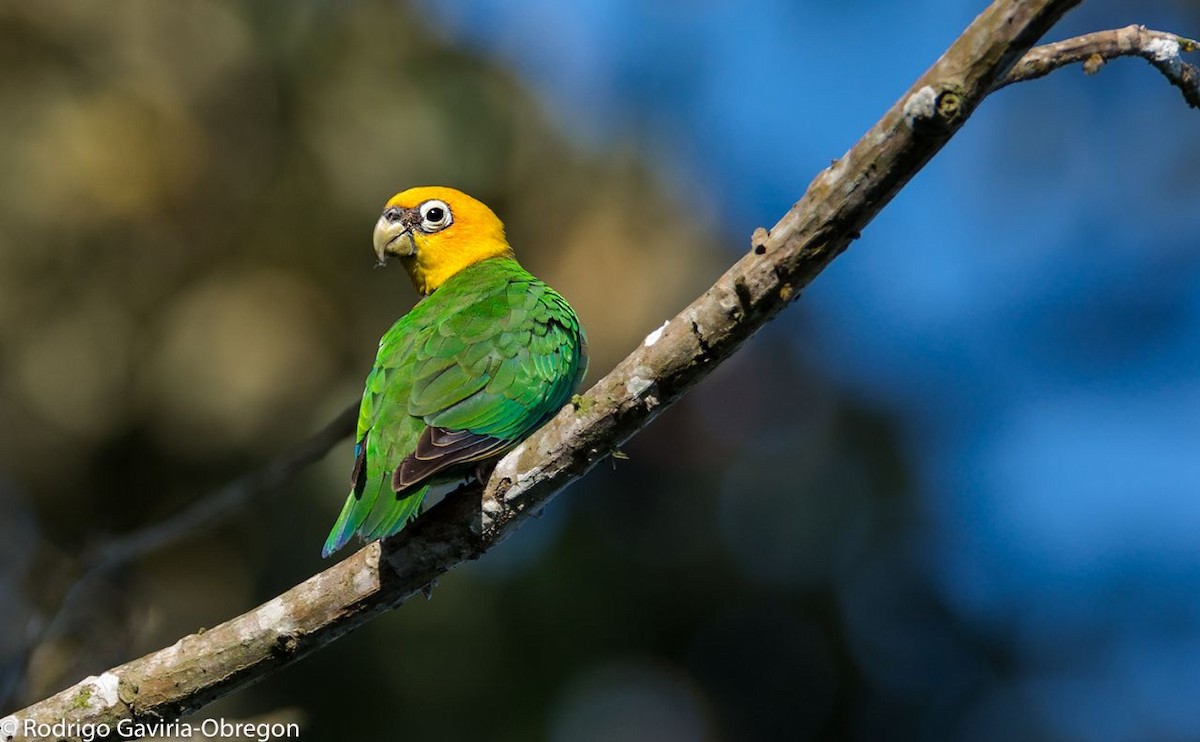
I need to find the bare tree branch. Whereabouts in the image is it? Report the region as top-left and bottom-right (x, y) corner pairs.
(85, 404), (358, 572)
(31, 404), (358, 646)
(997, 24), (1200, 106)
(13, 1), (1200, 739)
(3, 404), (357, 715)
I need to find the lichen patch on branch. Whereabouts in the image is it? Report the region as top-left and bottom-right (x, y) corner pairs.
(902, 86), (938, 128)
(1146, 36), (1181, 63)
(643, 321), (669, 347)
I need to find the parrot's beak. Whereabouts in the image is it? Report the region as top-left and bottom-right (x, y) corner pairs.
(373, 214), (416, 265)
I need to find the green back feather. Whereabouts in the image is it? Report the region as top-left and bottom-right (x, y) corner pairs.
(323, 257), (586, 557)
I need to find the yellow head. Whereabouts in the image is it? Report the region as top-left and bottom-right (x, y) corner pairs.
(372, 186), (515, 295)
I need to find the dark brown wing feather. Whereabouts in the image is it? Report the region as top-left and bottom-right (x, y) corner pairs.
(392, 426), (510, 490)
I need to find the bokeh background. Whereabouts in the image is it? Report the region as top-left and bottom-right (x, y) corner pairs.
(2, 0), (1199, 740)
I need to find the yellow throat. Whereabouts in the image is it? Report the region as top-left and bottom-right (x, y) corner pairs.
(372, 186), (515, 295)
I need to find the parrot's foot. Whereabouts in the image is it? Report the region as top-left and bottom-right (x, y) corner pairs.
(473, 459), (498, 486)
(445, 479), (482, 498)
(421, 578), (439, 600)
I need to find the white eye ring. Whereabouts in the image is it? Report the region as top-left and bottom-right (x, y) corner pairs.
(418, 199), (453, 232)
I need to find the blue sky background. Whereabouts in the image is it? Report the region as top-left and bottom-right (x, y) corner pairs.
(421, 1), (1200, 738)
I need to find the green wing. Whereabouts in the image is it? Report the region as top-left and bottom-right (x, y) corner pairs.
(323, 259), (586, 557)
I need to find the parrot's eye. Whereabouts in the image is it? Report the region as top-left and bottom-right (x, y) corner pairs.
(418, 200), (453, 232)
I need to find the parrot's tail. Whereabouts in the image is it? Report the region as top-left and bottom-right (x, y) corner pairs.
(322, 493), (359, 558)
(322, 480), (428, 558)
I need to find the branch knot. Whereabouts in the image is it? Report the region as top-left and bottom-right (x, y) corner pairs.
(903, 85), (967, 133)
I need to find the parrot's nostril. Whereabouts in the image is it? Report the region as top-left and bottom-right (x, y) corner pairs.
(382, 207), (403, 223)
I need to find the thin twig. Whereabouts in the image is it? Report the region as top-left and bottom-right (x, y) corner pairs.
(997, 24), (1200, 107)
(93, 403), (357, 570)
(33, 404), (357, 658)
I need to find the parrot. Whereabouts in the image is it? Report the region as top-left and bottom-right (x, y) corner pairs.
(322, 186), (587, 557)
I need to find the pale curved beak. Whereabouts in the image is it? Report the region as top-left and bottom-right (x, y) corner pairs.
(373, 211), (415, 264)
